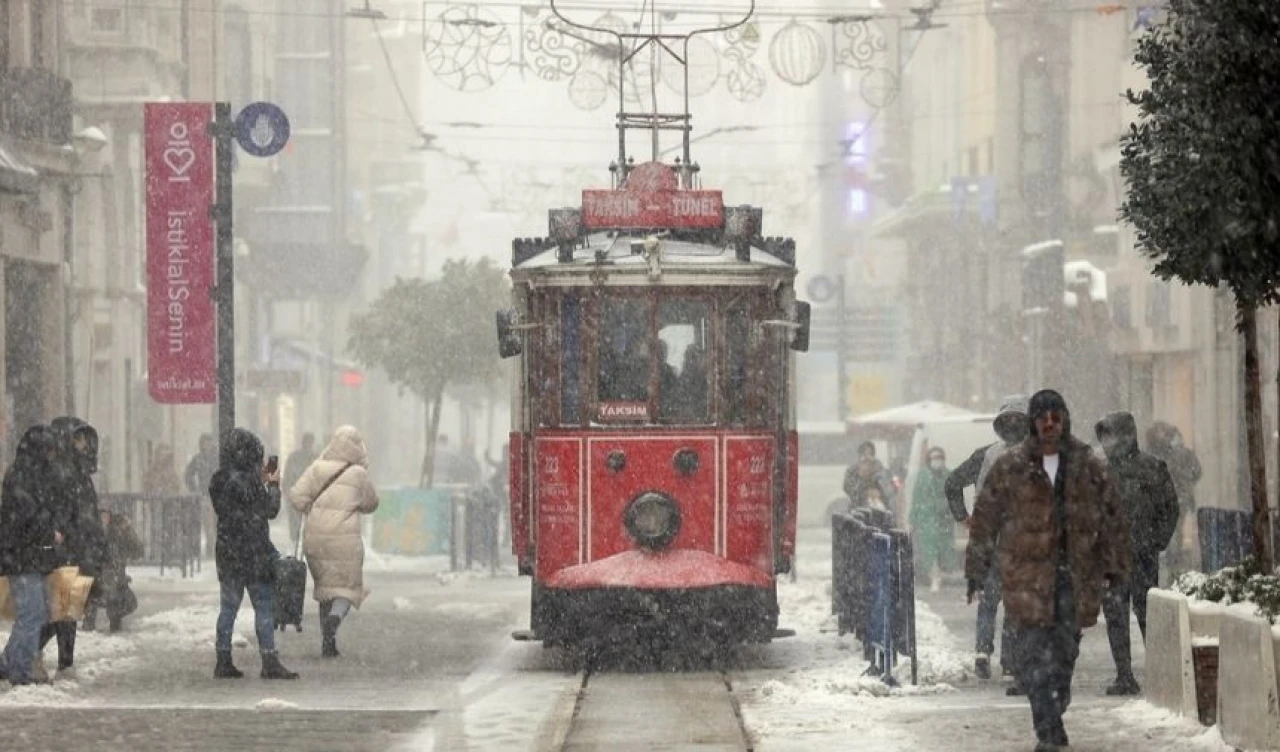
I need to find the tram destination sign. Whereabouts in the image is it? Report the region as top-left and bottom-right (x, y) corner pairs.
(581, 161), (724, 230)
(582, 189), (725, 230)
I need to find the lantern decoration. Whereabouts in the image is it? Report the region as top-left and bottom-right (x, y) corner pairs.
(662, 35), (720, 98)
(568, 69), (610, 111)
(523, 12), (584, 82)
(860, 67), (899, 109)
(768, 20), (826, 87)
(423, 5), (513, 92)
(721, 16), (765, 102)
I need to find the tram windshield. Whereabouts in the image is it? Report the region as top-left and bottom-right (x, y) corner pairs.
(657, 300), (710, 422)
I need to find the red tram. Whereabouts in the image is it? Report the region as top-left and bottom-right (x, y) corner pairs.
(495, 2), (809, 649)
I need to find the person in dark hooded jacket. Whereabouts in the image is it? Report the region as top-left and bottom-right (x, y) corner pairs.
(209, 427), (298, 680)
(39, 416), (105, 673)
(1095, 411), (1179, 696)
(0, 426), (68, 685)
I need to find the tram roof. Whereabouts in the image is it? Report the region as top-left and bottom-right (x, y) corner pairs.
(511, 231), (796, 283)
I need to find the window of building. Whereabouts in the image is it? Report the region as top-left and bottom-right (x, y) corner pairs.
(90, 7), (124, 34)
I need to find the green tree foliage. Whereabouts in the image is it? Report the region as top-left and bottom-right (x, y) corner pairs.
(1120, 0), (1280, 568)
(348, 259), (509, 487)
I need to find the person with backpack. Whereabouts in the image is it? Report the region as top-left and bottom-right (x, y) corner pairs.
(210, 428), (298, 680)
(289, 426), (379, 658)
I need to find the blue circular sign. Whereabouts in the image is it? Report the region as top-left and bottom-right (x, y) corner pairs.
(234, 102), (290, 158)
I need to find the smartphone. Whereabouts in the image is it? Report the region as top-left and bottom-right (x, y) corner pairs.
(266, 455), (279, 474)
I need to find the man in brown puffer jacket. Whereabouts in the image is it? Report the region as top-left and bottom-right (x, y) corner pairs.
(965, 390), (1131, 752)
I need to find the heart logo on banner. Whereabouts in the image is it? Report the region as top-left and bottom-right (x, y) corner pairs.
(162, 147), (196, 178)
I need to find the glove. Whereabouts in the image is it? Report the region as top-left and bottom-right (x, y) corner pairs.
(966, 578), (983, 604)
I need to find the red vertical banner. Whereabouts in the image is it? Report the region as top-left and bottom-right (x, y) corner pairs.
(145, 102), (216, 404)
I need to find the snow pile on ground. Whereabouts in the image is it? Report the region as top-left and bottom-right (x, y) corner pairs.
(736, 572), (971, 746)
(365, 552), (452, 574)
(255, 697), (300, 711)
(0, 604), (252, 700)
(1072, 701), (1233, 751)
(392, 596), (415, 611)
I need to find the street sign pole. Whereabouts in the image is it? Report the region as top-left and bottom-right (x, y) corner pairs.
(836, 274), (849, 421)
(211, 102), (235, 447)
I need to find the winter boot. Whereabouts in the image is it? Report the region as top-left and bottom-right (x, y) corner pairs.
(214, 649), (243, 679)
(260, 652), (299, 680)
(1105, 673), (1141, 696)
(975, 653), (991, 680)
(1006, 681), (1026, 696)
(321, 615), (342, 658)
(31, 655), (50, 684)
(108, 617), (123, 633)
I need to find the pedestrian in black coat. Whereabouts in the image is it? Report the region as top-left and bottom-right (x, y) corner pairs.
(39, 417), (104, 673)
(1095, 411), (1180, 696)
(0, 426), (69, 685)
(209, 427), (297, 680)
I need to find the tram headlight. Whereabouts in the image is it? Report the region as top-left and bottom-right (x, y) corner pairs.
(624, 491), (682, 551)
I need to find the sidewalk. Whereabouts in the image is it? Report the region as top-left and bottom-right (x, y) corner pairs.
(738, 528), (1231, 752)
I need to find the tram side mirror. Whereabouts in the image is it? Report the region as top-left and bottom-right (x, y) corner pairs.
(790, 301), (811, 352)
(496, 309), (523, 359)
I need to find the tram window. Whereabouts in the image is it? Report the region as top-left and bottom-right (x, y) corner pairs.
(561, 296), (582, 424)
(724, 303), (750, 426)
(597, 299), (650, 403)
(657, 300), (711, 422)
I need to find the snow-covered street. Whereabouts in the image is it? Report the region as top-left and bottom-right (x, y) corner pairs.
(0, 528), (1239, 751)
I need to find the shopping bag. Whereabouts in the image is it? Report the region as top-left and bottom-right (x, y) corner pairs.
(0, 577), (13, 622)
(46, 566), (95, 622)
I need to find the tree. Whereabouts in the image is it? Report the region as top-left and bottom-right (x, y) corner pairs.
(1119, 0), (1280, 569)
(348, 258), (509, 488)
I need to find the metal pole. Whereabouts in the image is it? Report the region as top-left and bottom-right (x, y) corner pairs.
(212, 102), (235, 447)
(837, 274), (849, 421)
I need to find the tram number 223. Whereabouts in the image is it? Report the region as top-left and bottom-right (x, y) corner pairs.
(542, 456), (560, 475)
(748, 455), (766, 474)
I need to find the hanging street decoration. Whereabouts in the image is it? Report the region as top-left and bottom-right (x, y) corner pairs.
(769, 20), (827, 87)
(723, 16), (766, 102)
(416, 7), (897, 107)
(859, 67), (900, 109)
(423, 4), (513, 92)
(832, 17), (889, 71)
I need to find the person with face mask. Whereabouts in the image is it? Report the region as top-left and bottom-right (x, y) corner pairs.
(967, 390), (1130, 752)
(945, 396), (1029, 683)
(1095, 412), (1179, 695)
(910, 447), (956, 593)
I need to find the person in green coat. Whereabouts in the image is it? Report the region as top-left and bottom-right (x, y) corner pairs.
(910, 447), (957, 593)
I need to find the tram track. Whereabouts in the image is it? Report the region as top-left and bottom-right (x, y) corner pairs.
(546, 668), (754, 751)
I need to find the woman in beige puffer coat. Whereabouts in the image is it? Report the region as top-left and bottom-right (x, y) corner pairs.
(289, 426), (379, 657)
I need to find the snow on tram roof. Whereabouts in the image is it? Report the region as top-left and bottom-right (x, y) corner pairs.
(514, 233), (794, 271)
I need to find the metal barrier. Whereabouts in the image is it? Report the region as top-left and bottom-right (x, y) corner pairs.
(831, 509), (918, 685)
(99, 494), (202, 577)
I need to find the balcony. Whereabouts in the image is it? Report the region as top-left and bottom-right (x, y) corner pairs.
(0, 68), (73, 144)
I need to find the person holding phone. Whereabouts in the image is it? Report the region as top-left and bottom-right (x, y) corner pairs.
(209, 428), (298, 680)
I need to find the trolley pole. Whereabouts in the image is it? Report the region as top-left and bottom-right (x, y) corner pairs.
(211, 102), (235, 447)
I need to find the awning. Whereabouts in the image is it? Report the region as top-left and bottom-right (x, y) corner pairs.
(0, 137), (38, 194)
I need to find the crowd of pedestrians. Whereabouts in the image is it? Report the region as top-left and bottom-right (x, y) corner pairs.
(844, 388), (1196, 752)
